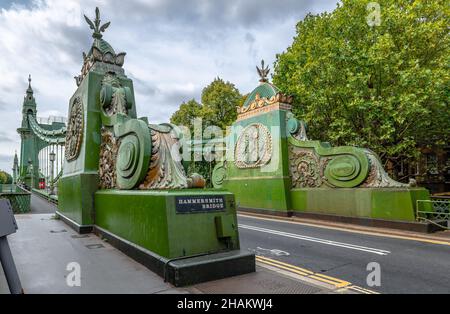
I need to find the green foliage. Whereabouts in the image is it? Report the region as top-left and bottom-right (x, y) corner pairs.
(170, 77), (243, 130)
(170, 99), (202, 130)
(273, 0), (449, 167)
(201, 77), (242, 129)
(0, 170), (12, 184)
(170, 78), (243, 186)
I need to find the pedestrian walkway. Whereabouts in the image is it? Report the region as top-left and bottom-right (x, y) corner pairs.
(1, 213), (345, 294)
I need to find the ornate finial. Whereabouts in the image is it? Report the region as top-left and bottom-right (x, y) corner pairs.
(256, 59), (270, 83)
(84, 7), (110, 39)
(26, 74), (33, 94)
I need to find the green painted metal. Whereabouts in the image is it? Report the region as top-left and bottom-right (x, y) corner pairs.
(220, 108), (292, 212)
(57, 8), (249, 279)
(95, 189), (239, 258)
(242, 82), (280, 108)
(288, 135), (370, 188)
(16, 76), (66, 189)
(58, 68), (134, 225)
(0, 185), (31, 213)
(291, 188), (430, 221)
(213, 66), (431, 222)
(416, 199), (449, 222)
(114, 118), (152, 189)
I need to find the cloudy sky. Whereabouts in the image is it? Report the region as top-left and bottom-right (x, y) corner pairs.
(0, 0), (338, 172)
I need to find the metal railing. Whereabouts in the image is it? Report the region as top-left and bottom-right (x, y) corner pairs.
(0, 185), (31, 214)
(416, 198), (450, 229)
(0, 184), (16, 193)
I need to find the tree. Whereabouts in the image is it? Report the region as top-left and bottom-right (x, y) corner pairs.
(273, 0), (449, 175)
(170, 78), (243, 186)
(201, 77), (241, 129)
(170, 99), (202, 130)
(0, 171), (11, 184)
(0, 171), (6, 184)
(5, 172), (12, 184)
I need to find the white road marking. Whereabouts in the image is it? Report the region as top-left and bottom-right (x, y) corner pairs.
(252, 247), (290, 256)
(239, 224), (391, 256)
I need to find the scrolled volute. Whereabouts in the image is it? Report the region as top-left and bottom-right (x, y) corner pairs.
(114, 119), (152, 189)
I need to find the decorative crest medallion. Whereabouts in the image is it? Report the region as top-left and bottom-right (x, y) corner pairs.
(65, 97), (84, 161)
(235, 123), (272, 169)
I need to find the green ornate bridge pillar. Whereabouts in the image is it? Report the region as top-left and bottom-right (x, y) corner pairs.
(213, 61), (294, 215)
(213, 61), (431, 224)
(57, 8), (254, 286)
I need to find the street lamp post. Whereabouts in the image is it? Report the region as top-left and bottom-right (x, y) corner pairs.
(29, 163), (34, 190)
(49, 151), (55, 195)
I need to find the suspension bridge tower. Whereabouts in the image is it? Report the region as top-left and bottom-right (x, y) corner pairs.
(17, 75), (39, 188)
(16, 75), (66, 189)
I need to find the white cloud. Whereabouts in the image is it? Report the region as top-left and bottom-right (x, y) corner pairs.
(0, 0), (338, 172)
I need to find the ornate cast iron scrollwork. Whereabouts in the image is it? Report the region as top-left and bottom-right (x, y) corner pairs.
(65, 96), (84, 161)
(361, 150), (408, 188)
(212, 161), (227, 188)
(287, 115), (408, 188)
(287, 116), (308, 141)
(99, 129), (119, 189)
(75, 8), (126, 87)
(289, 148), (321, 188)
(237, 93), (293, 115)
(139, 128), (189, 189)
(100, 73), (133, 117)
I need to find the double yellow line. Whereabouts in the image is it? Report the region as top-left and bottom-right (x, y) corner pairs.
(255, 255), (379, 294)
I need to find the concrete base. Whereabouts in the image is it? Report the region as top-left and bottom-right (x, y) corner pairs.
(57, 189), (256, 287)
(56, 211), (93, 234)
(94, 225), (255, 287)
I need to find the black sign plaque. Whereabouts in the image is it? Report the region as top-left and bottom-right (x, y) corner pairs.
(175, 195), (226, 213)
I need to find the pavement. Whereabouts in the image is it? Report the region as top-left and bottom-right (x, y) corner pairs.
(238, 213), (450, 294)
(30, 194), (56, 214)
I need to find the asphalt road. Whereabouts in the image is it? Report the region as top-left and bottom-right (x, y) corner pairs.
(238, 214), (450, 293)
